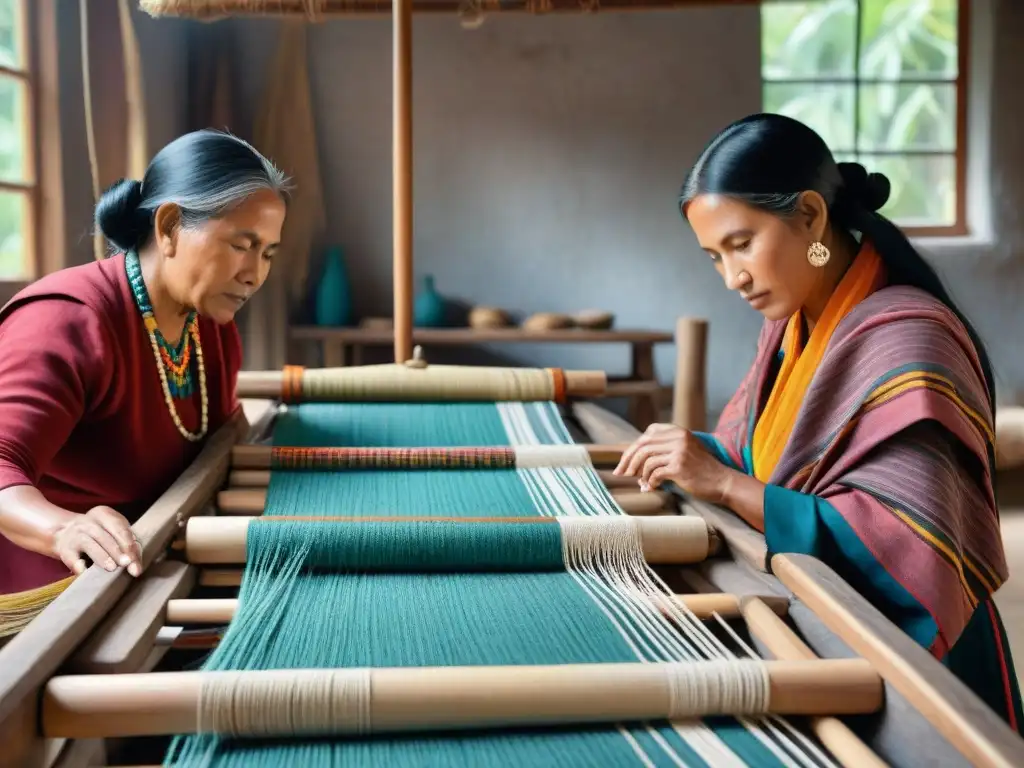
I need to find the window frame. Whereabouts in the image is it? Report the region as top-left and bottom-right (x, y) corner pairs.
(761, 0), (971, 238)
(0, 0), (62, 300)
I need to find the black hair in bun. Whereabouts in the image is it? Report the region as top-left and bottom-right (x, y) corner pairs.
(837, 161), (891, 213)
(679, 112), (996, 426)
(95, 178), (147, 253)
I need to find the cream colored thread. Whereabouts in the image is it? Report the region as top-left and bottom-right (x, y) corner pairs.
(303, 364), (555, 402)
(199, 669), (372, 737)
(666, 660), (770, 718)
(195, 663), (768, 737)
(513, 444), (591, 469)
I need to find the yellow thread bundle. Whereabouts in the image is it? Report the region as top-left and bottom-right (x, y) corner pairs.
(0, 575), (76, 637)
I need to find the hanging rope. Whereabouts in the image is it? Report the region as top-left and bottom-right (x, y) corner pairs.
(81, 0), (150, 261)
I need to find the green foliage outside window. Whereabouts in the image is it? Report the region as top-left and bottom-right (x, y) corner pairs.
(762, 0), (961, 228)
(0, 0), (29, 280)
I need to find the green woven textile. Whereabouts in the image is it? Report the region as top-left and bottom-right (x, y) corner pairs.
(165, 403), (828, 767)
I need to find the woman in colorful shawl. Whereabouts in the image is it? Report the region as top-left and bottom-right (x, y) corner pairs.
(615, 113), (1023, 731)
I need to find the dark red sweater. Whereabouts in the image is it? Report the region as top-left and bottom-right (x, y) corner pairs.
(0, 254), (241, 593)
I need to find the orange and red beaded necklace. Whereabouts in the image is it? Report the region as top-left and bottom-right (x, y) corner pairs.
(125, 251), (208, 442)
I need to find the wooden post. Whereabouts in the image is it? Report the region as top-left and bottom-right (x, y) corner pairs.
(392, 0), (414, 364)
(671, 317), (707, 432)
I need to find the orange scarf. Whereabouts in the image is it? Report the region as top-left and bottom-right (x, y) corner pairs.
(752, 242), (884, 482)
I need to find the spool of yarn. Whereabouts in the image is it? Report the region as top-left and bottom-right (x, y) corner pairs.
(522, 312), (574, 332)
(468, 306), (512, 329)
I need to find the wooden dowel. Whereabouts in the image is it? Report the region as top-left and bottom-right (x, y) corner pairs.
(228, 469), (271, 486)
(215, 487), (670, 516)
(166, 598), (239, 624)
(392, 0), (413, 363)
(671, 317), (708, 432)
(229, 443), (627, 470)
(227, 467), (641, 490)
(216, 488), (266, 514)
(234, 368), (608, 400)
(184, 515), (712, 566)
(199, 569), (245, 587)
(42, 658), (883, 739)
(156, 592), (785, 651)
(165, 592), (787, 625)
(741, 598), (889, 768)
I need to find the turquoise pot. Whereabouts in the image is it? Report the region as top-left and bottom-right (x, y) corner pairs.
(314, 245), (353, 326)
(414, 274), (446, 327)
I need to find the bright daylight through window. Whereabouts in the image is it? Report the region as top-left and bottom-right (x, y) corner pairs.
(762, 0), (965, 236)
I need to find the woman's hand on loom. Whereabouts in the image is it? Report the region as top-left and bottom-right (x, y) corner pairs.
(51, 506), (142, 577)
(612, 424), (731, 503)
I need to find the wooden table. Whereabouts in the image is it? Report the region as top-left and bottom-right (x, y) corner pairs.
(289, 325), (674, 428)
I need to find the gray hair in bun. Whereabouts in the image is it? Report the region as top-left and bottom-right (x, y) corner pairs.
(94, 129), (289, 254)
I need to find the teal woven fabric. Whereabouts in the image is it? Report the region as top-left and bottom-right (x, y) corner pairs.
(266, 403), (613, 519)
(165, 403), (816, 767)
(251, 520), (566, 572)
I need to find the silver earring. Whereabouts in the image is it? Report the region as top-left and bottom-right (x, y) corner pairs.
(807, 241), (830, 267)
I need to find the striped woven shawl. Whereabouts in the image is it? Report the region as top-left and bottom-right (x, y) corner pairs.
(710, 283), (1005, 658)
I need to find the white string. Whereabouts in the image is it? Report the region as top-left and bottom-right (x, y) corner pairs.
(493, 402), (830, 766)
(199, 669), (372, 737)
(513, 444), (591, 468)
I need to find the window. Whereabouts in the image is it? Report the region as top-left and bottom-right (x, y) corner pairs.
(762, 0), (967, 236)
(0, 0), (33, 281)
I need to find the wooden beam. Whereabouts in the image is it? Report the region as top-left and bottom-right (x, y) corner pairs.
(772, 553), (1024, 768)
(63, 560), (197, 675)
(742, 598), (887, 768)
(138, 0), (760, 18)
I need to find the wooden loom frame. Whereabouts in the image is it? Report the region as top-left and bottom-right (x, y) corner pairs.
(0, 1), (1021, 766)
(1, 363), (1022, 767)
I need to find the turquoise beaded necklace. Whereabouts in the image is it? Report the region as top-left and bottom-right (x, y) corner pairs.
(125, 251), (209, 442)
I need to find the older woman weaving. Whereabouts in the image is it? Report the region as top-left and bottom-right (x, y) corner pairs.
(615, 113), (1023, 730)
(0, 130), (287, 633)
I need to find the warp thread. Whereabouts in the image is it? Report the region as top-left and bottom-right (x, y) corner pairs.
(166, 401), (830, 767)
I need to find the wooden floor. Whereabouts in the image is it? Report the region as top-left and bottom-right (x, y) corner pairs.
(995, 470), (1024, 686)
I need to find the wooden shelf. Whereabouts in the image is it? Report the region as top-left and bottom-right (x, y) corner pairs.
(290, 326), (674, 345)
(288, 324), (675, 429)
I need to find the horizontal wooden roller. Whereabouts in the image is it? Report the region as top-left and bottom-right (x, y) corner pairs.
(164, 593), (789, 625)
(230, 443), (628, 470)
(184, 515), (713, 566)
(227, 467), (642, 490)
(42, 658), (883, 740)
(215, 487), (672, 517)
(235, 365), (607, 401)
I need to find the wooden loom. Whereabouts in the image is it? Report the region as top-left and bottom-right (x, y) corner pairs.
(1, 354), (1022, 767)
(0, 1), (1022, 768)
